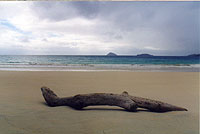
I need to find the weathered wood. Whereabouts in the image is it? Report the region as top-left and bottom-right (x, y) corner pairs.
(121, 91), (187, 112)
(41, 86), (187, 112)
(41, 86), (137, 111)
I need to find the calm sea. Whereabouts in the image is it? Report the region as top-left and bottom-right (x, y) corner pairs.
(0, 55), (199, 65)
(0, 55), (199, 71)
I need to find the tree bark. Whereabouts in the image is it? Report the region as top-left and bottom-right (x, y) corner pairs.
(41, 86), (187, 112)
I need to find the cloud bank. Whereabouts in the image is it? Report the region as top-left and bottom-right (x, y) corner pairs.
(0, 1), (199, 55)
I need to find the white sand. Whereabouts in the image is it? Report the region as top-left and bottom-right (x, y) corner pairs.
(0, 71), (199, 134)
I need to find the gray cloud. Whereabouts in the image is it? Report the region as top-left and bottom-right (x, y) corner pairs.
(32, 2), (77, 21)
(71, 1), (101, 19)
(32, 1), (102, 21)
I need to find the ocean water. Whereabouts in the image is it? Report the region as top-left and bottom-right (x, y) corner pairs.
(0, 55), (199, 65)
(0, 55), (199, 71)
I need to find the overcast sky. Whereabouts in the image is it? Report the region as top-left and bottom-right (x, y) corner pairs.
(0, 1), (199, 55)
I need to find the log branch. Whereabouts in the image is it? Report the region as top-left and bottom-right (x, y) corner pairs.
(121, 91), (187, 112)
(41, 86), (187, 112)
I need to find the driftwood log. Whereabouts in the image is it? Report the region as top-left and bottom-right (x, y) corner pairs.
(41, 86), (187, 112)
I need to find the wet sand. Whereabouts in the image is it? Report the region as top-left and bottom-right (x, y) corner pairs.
(0, 71), (199, 134)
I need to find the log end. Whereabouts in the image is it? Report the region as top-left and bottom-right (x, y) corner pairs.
(172, 107), (188, 112)
(149, 104), (188, 112)
(41, 86), (60, 107)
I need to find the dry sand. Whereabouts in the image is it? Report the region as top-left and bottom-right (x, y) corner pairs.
(0, 71), (199, 134)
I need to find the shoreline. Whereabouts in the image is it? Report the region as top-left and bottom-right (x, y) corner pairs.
(0, 64), (199, 72)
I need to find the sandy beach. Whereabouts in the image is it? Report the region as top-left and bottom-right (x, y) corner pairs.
(0, 71), (199, 134)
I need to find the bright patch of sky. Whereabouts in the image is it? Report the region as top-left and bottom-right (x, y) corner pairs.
(0, 1), (199, 55)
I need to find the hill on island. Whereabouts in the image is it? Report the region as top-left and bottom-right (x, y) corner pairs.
(136, 54), (154, 57)
(106, 52), (117, 56)
(187, 54), (200, 57)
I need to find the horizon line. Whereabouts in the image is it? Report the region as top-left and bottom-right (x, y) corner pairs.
(0, 54), (199, 57)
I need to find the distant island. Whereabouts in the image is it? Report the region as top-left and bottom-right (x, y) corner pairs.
(136, 54), (154, 57)
(187, 54), (200, 57)
(106, 52), (117, 56)
(105, 53), (200, 57)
